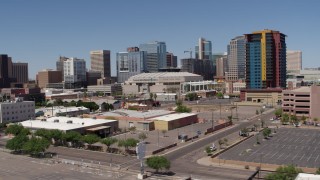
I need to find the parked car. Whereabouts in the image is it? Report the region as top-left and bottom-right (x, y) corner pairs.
(210, 143), (217, 151)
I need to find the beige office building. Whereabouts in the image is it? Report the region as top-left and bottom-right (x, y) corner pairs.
(90, 50), (111, 78)
(287, 50), (302, 71)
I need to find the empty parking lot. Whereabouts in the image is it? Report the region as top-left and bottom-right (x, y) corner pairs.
(220, 128), (320, 168)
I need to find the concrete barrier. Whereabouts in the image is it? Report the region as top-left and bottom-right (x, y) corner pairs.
(152, 143), (177, 155)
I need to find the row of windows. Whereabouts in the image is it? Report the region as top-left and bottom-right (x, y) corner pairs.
(2, 115), (32, 121)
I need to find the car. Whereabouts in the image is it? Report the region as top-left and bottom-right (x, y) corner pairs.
(210, 143), (217, 151)
(270, 117), (274, 121)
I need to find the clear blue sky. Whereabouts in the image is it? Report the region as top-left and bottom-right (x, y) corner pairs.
(1, 0), (319, 79)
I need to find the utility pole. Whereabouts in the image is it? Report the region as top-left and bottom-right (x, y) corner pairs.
(157, 130), (160, 147)
(212, 110), (214, 131)
(219, 102), (222, 119)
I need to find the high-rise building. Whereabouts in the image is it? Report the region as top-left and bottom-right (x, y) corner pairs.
(116, 49), (147, 83)
(56, 56), (68, 77)
(12, 62), (28, 83)
(36, 69), (62, 89)
(166, 52), (177, 68)
(245, 30), (287, 89)
(216, 56), (228, 78)
(226, 36), (246, 82)
(181, 58), (213, 80)
(90, 50), (111, 78)
(64, 58), (86, 89)
(287, 50), (302, 71)
(86, 70), (101, 86)
(195, 38), (212, 60)
(139, 41), (166, 71)
(0, 54), (15, 88)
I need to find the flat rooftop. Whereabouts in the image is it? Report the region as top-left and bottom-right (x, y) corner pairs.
(290, 86), (311, 92)
(150, 113), (196, 122)
(113, 109), (174, 119)
(20, 116), (117, 131)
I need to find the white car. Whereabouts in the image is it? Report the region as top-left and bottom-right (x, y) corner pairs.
(210, 143), (217, 151)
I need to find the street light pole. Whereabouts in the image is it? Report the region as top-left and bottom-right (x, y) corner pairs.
(219, 102), (222, 119)
(157, 130), (160, 147)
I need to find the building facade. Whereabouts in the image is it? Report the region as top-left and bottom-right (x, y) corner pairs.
(195, 37), (212, 61)
(139, 41), (166, 71)
(180, 58), (213, 80)
(64, 58), (86, 89)
(226, 36), (245, 82)
(0, 98), (35, 123)
(90, 50), (111, 79)
(122, 72), (203, 95)
(12, 62), (28, 83)
(245, 30), (287, 89)
(0, 54), (15, 88)
(216, 56), (228, 79)
(287, 50), (302, 71)
(116, 50), (147, 83)
(56, 56), (68, 78)
(166, 52), (177, 68)
(282, 86), (320, 119)
(86, 70), (101, 86)
(36, 69), (63, 89)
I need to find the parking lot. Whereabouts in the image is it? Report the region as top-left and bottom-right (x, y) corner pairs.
(220, 128), (320, 168)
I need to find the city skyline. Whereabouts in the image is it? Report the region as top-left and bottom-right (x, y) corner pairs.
(0, 0), (319, 78)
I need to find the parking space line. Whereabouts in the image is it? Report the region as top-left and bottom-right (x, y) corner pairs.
(315, 155), (319, 162)
(300, 154), (305, 161)
(277, 153), (284, 159)
(284, 153), (290, 160)
(307, 154), (313, 162)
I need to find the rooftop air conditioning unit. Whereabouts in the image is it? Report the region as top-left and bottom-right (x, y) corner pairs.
(54, 119), (59, 123)
(67, 120), (73, 124)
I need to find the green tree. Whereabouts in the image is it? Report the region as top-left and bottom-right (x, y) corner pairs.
(205, 146), (212, 155)
(128, 126), (136, 134)
(154, 94), (157, 101)
(138, 133), (147, 141)
(275, 108), (282, 117)
(186, 92), (198, 101)
(5, 124), (25, 136)
(35, 129), (52, 140)
(125, 138), (139, 151)
(100, 137), (118, 152)
(82, 134), (100, 148)
(6, 134), (29, 152)
(256, 109), (259, 115)
(62, 131), (82, 147)
(265, 165), (303, 180)
(282, 113), (290, 124)
(145, 156), (171, 173)
(175, 105), (191, 113)
(149, 93), (153, 100)
(50, 129), (63, 145)
(316, 167), (320, 174)
(263, 128), (272, 139)
(216, 92), (223, 99)
(23, 136), (50, 156)
(118, 138), (139, 152)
